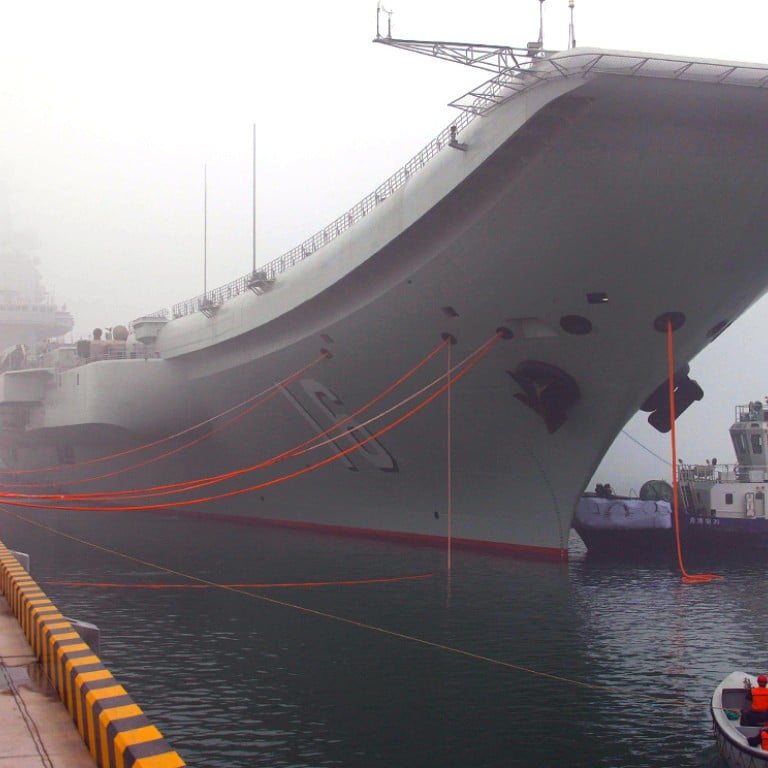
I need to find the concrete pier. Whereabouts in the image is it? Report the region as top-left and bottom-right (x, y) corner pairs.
(0, 543), (186, 768)
(0, 591), (94, 766)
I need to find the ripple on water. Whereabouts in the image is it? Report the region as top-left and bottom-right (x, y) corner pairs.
(1, 511), (749, 767)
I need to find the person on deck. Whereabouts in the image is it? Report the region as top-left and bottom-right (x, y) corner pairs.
(742, 675), (768, 725)
(747, 726), (768, 749)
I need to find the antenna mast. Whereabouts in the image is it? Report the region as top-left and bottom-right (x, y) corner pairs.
(568, 0), (576, 49)
(252, 124), (256, 272)
(204, 164), (207, 296)
(538, 0), (546, 49)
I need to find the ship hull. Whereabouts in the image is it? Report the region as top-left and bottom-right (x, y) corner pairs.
(6, 50), (768, 558)
(574, 514), (768, 559)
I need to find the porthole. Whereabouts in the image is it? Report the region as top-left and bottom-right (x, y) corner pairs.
(560, 315), (593, 335)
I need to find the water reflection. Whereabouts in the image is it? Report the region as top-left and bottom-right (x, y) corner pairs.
(0, 509), (743, 766)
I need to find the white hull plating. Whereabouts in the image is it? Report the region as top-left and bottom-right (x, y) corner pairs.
(6, 49), (768, 558)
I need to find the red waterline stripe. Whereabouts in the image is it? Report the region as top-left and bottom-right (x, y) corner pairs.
(170, 508), (570, 562)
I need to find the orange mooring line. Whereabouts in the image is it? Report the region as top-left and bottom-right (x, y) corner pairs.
(0, 332), (503, 513)
(0, 350), (330, 485)
(41, 573), (435, 589)
(666, 317), (721, 584)
(1, 338), (450, 500)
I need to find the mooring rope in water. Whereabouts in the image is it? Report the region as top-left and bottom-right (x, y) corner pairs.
(0, 333), (504, 512)
(40, 574), (435, 589)
(665, 317), (721, 584)
(0, 350), (331, 486)
(2, 506), (722, 713)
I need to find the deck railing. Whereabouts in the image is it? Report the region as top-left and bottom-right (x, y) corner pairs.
(169, 108), (477, 320)
(678, 463), (768, 483)
(158, 49), (768, 321)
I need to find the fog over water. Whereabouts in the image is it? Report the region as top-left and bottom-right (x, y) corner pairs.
(2, 0), (768, 491)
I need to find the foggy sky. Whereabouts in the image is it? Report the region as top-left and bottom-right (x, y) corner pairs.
(3, 0), (768, 491)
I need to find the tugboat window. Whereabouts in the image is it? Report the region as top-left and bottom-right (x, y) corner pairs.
(751, 433), (763, 454)
(725, 493), (734, 504)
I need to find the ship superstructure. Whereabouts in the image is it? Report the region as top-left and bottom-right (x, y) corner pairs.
(2, 37), (768, 558)
(681, 401), (768, 520)
(0, 247), (73, 363)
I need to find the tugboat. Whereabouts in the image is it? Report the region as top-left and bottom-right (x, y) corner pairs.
(573, 400), (768, 556)
(678, 399), (768, 552)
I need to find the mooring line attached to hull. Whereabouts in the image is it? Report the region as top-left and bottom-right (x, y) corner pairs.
(1, 335), (452, 499)
(665, 318), (721, 584)
(0, 333), (503, 511)
(76, 333), (474, 498)
(0, 350), (331, 485)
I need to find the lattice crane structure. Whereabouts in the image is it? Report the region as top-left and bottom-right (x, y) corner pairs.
(373, 1), (578, 116)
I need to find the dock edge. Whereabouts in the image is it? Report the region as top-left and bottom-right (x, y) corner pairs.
(0, 541), (186, 768)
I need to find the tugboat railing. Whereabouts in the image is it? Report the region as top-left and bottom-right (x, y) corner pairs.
(678, 463), (768, 483)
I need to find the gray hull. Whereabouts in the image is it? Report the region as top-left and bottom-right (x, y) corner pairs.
(5, 49), (768, 558)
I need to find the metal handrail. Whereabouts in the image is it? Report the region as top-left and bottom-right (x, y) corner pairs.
(450, 49), (768, 113)
(166, 49), (768, 320)
(678, 463), (768, 482)
(170, 108), (477, 319)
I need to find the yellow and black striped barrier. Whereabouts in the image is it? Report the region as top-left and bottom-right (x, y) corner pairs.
(0, 541), (186, 768)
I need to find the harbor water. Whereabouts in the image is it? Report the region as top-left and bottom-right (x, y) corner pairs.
(0, 506), (759, 768)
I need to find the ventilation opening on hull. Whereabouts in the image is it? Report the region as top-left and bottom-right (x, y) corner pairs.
(560, 315), (593, 335)
(503, 317), (556, 339)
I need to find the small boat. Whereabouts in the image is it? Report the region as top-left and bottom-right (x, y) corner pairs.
(572, 400), (768, 557)
(711, 671), (768, 767)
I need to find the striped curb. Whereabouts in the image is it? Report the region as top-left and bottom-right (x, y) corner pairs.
(0, 542), (186, 768)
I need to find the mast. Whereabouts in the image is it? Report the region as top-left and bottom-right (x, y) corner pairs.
(568, 0), (576, 49)
(204, 164), (208, 296)
(252, 124), (256, 272)
(537, 0), (545, 50)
